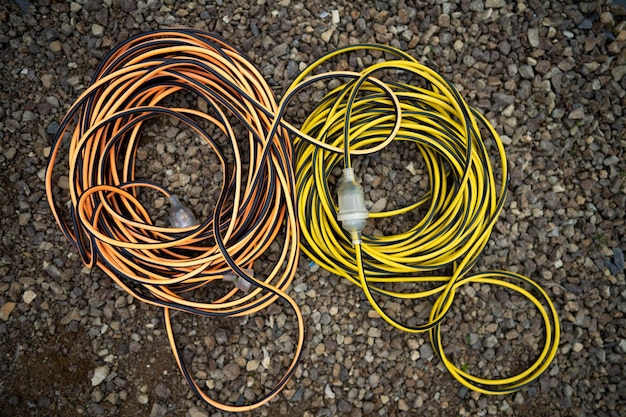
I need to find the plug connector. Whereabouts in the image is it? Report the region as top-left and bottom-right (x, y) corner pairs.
(169, 195), (199, 228)
(224, 268), (254, 292)
(337, 168), (368, 244)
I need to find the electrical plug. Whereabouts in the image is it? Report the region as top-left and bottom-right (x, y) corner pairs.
(169, 195), (199, 228)
(337, 168), (369, 244)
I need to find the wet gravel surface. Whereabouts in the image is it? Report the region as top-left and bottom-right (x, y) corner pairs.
(1, 0), (625, 416)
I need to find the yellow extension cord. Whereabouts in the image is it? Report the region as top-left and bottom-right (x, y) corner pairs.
(286, 44), (560, 394)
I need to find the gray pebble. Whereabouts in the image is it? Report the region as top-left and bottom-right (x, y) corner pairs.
(484, 335), (499, 348)
(272, 43), (290, 57)
(578, 16), (595, 30)
(150, 403), (167, 417)
(419, 343), (434, 361)
(47, 121), (60, 136)
(13, 0), (33, 13)
(614, 248), (625, 271)
(527, 28), (540, 48)
(519, 65), (534, 80)
(223, 362), (241, 381)
(154, 382), (171, 399)
(250, 21), (259, 38)
(44, 263), (62, 279)
(188, 407), (209, 417)
(120, 0), (137, 12)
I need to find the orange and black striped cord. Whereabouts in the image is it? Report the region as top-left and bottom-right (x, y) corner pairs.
(45, 28), (303, 412)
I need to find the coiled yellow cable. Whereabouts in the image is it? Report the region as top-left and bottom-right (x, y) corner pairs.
(288, 44), (559, 394)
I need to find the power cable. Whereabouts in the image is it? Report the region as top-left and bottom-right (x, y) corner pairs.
(287, 43), (560, 394)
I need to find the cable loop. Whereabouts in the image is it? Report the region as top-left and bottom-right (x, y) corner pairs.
(46, 28), (303, 412)
(292, 44), (559, 394)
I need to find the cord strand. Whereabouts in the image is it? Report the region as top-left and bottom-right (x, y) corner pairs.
(290, 43), (559, 394)
(46, 28), (303, 412)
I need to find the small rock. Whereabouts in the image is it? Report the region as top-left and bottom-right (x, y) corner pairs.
(614, 248), (625, 271)
(49, 41), (62, 53)
(572, 342), (584, 352)
(92, 24), (104, 37)
(600, 12), (615, 25)
(603, 155), (620, 166)
(338, 399), (351, 412)
(95, 9), (108, 27)
(420, 343), (434, 361)
(41, 74), (54, 89)
(612, 65), (626, 81)
(120, 0), (136, 12)
(46, 122), (60, 137)
(527, 28), (539, 48)
(91, 366), (110, 386)
(367, 327), (382, 338)
(272, 43), (289, 57)
(223, 362), (240, 381)
(618, 339), (626, 353)
(0, 302), (16, 321)
(578, 17), (594, 30)
(484, 335), (499, 348)
(105, 392), (118, 404)
(5, 147), (17, 160)
(324, 384), (336, 399)
(485, 0), (506, 7)
(539, 139), (556, 156)
(519, 65), (534, 80)
(331, 9), (340, 24)
(290, 387), (304, 402)
(438, 14), (450, 27)
(70, 2), (82, 12)
(149, 403), (167, 417)
(58, 176), (70, 190)
(250, 21), (259, 37)
(321, 28), (334, 43)
(568, 107), (585, 120)
(188, 406), (208, 417)
(355, 18), (367, 31)
(286, 60), (299, 79)
(44, 263), (62, 279)
(558, 58), (576, 72)
(370, 198), (387, 213)
(22, 290), (37, 304)
(137, 394), (149, 404)
(13, 0), (32, 13)
(38, 396), (51, 409)
(398, 398), (410, 411)
(246, 359), (260, 372)
(154, 383), (171, 399)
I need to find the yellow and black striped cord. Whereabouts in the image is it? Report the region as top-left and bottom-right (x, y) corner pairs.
(286, 43), (559, 394)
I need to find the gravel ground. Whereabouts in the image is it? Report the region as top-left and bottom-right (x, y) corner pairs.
(1, 0), (625, 416)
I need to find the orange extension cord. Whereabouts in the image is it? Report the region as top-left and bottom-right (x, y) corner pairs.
(45, 29), (303, 411)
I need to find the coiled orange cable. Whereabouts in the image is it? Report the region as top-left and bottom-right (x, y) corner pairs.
(45, 28), (303, 412)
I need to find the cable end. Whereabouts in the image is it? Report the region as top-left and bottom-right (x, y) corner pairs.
(337, 168), (368, 244)
(169, 195), (199, 228)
